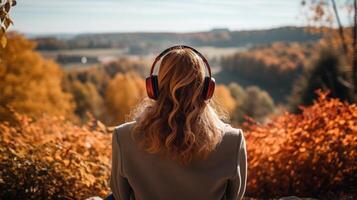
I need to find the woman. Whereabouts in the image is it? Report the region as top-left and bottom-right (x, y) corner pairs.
(109, 45), (247, 200)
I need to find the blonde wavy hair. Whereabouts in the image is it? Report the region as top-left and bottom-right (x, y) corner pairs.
(131, 47), (228, 165)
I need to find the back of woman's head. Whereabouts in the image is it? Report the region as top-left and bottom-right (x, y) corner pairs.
(131, 47), (226, 165)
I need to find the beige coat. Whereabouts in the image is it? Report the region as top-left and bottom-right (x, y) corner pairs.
(110, 121), (247, 200)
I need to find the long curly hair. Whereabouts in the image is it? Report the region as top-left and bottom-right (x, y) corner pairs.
(131, 47), (228, 165)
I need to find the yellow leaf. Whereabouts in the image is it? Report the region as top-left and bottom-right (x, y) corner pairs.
(1, 36), (7, 48)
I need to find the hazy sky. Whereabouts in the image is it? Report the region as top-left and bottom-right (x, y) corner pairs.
(10, 0), (351, 34)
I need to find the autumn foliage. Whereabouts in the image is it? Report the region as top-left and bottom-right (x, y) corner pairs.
(0, 110), (112, 199)
(244, 90), (357, 198)
(219, 42), (315, 102)
(0, 33), (75, 122)
(0, 91), (355, 199)
(104, 72), (146, 125)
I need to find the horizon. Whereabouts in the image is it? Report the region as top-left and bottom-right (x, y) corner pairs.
(9, 0), (352, 35)
(23, 25), (310, 38)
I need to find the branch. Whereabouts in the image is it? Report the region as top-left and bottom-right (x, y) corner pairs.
(331, 0), (349, 56)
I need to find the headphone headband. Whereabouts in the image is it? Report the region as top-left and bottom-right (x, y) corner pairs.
(149, 45), (212, 77)
(146, 45), (215, 100)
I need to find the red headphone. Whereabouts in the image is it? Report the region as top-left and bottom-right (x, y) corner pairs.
(146, 45), (215, 100)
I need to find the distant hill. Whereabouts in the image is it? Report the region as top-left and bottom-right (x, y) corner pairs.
(34, 26), (322, 51)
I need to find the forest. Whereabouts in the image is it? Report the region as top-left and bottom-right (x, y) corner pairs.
(34, 26), (323, 50)
(0, 0), (356, 199)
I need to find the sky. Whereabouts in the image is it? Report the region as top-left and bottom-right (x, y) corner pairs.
(9, 0), (352, 34)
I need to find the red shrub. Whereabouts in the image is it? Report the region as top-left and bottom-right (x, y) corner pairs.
(244, 91), (357, 198)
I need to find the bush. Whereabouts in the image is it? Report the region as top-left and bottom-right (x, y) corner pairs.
(244, 90), (357, 198)
(0, 111), (111, 199)
(1, 91), (355, 199)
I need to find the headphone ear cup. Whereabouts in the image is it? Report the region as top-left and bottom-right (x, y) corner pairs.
(146, 75), (159, 100)
(146, 76), (155, 99)
(203, 77), (215, 100)
(151, 75), (159, 99)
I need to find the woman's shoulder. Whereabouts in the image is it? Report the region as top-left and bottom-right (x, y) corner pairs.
(219, 122), (245, 149)
(114, 121), (136, 131)
(219, 121), (244, 137)
(208, 122), (245, 167)
(113, 121), (137, 139)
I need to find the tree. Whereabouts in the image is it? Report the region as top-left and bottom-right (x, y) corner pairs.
(219, 42), (312, 103)
(228, 82), (246, 108)
(301, 0), (357, 97)
(103, 58), (149, 78)
(0, 0), (16, 47)
(104, 71), (146, 125)
(228, 83), (275, 123)
(0, 32), (75, 122)
(288, 48), (351, 112)
(63, 79), (104, 121)
(212, 84), (236, 115)
(239, 86), (275, 123)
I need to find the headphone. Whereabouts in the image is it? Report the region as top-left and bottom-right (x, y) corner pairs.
(146, 45), (215, 101)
